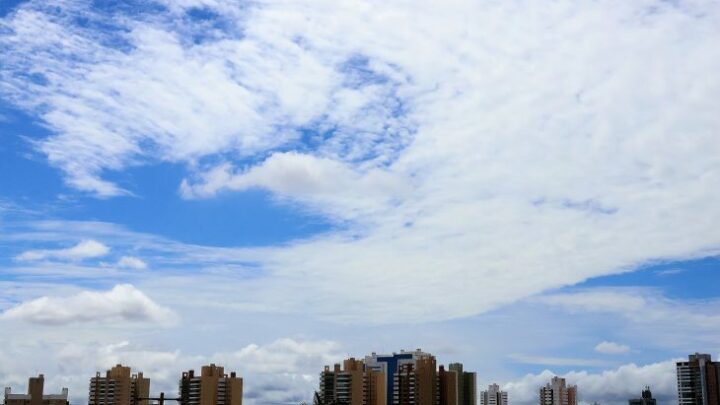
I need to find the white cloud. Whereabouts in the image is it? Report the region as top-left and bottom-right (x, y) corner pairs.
(117, 256), (148, 270)
(15, 239), (110, 261)
(595, 341), (631, 355)
(503, 360), (679, 405)
(0, 284), (178, 325)
(224, 338), (341, 374)
(180, 152), (411, 219)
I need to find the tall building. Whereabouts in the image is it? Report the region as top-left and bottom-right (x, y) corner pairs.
(89, 365), (149, 405)
(539, 377), (577, 405)
(179, 364), (243, 405)
(677, 353), (720, 405)
(439, 366), (458, 405)
(629, 387), (656, 405)
(365, 349), (438, 405)
(4, 375), (68, 405)
(395, 355), (438, 405)
(365, 368), (387, 405)
(481, 384), (507, 405)
(440, 364), (476, 405)
(316, 350), (475, 405)
(452, 364), (476, 405)
(316, 358), (386, 405)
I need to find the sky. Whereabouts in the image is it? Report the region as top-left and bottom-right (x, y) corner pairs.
(0, 0), (719, 404)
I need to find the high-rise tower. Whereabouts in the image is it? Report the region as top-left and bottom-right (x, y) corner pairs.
(179, 364), (243, 405)
(677, 353), (720, 405)
(481, 384), (507, 405)
(89, 365), (149, 405)
(539, 377), (576, 405)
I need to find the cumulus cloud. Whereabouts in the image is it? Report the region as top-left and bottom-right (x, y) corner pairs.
(15, 239), (109, 261)
(117, 256), (148, 270)
(0, 284), (178, 325)
(503, 360), (679, 405)
(180, 152), (410, 219)
(224, 338), (341, 374)
(595, 341), (631, 355)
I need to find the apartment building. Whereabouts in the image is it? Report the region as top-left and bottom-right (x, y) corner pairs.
(317, 350), (474, 405)
(89, 365), (149, 405)
(677, 353), (720, 405)
(179, 364), (243, 405)
(480, 384), (507, 405)
(539, 377), (577, 405)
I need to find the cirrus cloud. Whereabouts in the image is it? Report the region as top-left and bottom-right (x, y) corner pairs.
(15, 239), (110, 262)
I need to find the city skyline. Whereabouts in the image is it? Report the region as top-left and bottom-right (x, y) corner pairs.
(4, 352), (717, 405)
(1, 0), (720, 405)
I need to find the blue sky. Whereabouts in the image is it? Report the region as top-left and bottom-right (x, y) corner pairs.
(1, 1), (720, 405)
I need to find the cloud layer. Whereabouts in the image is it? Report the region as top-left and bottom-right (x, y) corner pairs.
(1, 0), (719, 324)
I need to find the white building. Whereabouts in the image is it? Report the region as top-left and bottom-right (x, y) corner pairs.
(481, 384), (507, 405)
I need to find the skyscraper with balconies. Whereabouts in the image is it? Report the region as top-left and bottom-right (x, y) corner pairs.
(539, 377), (576, 405)
(316, 358), (385, 405)
(677, 353), (720, 405)
(179, 364), (242, 405)
(481, 384), (507, 405)
(89, 365), (149, 405)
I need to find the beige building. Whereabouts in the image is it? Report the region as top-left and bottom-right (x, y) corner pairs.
(539, 377), (577, 405)
(179, 364), (243, 405)
(89, 365), (150, 405)
(316, 358), (386, 405)
(4, 375), (68, 405)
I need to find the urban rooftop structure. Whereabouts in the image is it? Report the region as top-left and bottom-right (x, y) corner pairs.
(4, 375), (68, 405)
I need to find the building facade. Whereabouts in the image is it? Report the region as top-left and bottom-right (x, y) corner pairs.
(4, 375), (68, 405)
(394, 355), (438, 405)
(179, 364), (243, 405)
(316, 350), (475, 405)
(629, 387), (656, 405)
(316, 358), (386, 405)
(481, 384), (507, 405)
(677, 353), (720, 405)
(539, 377), (577, 405)
(89, 365), (149, 405)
